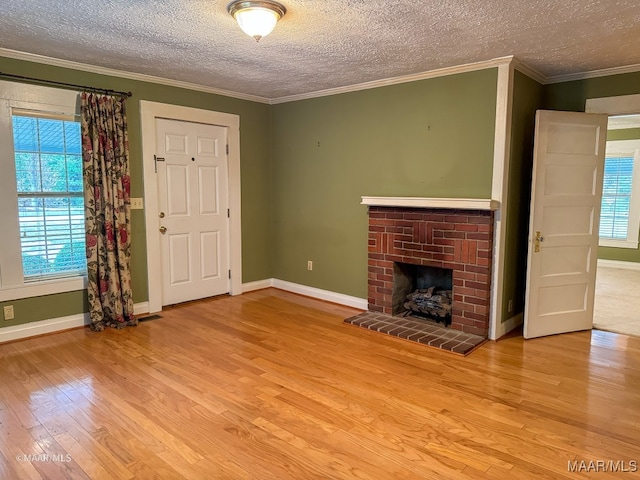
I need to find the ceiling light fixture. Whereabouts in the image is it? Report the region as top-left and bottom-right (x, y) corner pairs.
(227, 0), (286, 42)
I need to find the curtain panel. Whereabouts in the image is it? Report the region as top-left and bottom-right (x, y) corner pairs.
(81, 93), (136, 331)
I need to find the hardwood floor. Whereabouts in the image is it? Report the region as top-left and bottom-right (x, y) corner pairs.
(1, 288), (639, 479)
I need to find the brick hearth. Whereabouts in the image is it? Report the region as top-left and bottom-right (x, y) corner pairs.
(367, 206), (494, 337)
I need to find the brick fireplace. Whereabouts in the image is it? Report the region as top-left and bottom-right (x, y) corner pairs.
(364, 197), (496, 338)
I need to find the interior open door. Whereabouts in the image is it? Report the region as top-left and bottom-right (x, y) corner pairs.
(523, 110), (608, 339)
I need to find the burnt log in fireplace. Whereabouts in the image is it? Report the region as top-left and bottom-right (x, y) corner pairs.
(403, 286), (452, 326)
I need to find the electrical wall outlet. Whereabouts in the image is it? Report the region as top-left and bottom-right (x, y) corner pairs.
(3, 305), (15, 320)
(508, 299), (513, 313)
(307, 260), (313, 271)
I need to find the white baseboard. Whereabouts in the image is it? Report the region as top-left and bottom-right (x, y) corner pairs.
(597, 259), (640, 271)
(134, 301), (150, 315)
(0, 312), (89, 344)
(492, 312), (523, 340)
(272, 279), (368, 310)
(0, 302), (150, 344)
(242, 279), (274, 292)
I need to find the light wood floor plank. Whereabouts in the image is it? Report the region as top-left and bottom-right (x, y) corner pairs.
(1, 288), (639, 479)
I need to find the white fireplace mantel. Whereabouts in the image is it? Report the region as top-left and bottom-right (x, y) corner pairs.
(361, 196), (500, 211)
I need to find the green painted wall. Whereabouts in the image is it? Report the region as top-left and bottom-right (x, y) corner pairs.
(545, 72), (640, 264)
(544, 71), (640, 112)
(607, 128), (640, 141)
(0, 57), (272, 327)
(271, 69), (499, 298)
(501, 70), (544, 322)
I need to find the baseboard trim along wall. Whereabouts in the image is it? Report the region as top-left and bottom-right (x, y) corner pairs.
(0, 302), (150, 344)
(493, 312), (523, 341)
(242, 278), (368, 310)
(242, 279), (275, 292)
(272, 279), (368, 310)
(597, 259), (640, 271)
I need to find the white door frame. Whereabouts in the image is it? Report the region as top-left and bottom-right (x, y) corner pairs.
(140, 101), (242, 313)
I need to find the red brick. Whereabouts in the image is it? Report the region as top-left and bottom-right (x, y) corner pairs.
(465, 281), (490, 290)
(478, 224), (492, 232)
(453, 316), (475, 326)
(377, 287), (392, 295)
(370, 225), (385, 233)
(467, 216), (492, 225)
(461, 325), (486, 336)
(445, 215), (469, 223)
(463, 311), (486, 321)
(466, 232), (491, 241)
(425, 214), (445, 222)
(368, 266), (385, 274)
(464, 296), (488, 306)
(456, 271), (476, 281)
(474, 305), (488, 315)
(477, 257), (490, 267)
(433, 238), (455, 246)
(465, 265), (489, 274)
(432, 222), (456, 231)
(456, 287), (478, 296)
(453, 278), (464, 287)
(421, 259), (443, 268)
(422, 245), (443, 254)
(455, 223), (479, 232)
(369, 211), (387, 218)
(433, 253), (454, 262)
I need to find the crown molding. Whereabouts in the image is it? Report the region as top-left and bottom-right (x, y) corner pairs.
(511, 58), (546, 85)
(0, 47), (271, 104)
(545, 63), (640, 85)
(271, 56), (515, 104)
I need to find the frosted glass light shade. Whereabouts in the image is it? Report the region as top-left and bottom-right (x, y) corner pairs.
(228, 1), (286, 42)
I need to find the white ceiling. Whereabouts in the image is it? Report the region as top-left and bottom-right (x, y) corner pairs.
(1, 0), (639, 101)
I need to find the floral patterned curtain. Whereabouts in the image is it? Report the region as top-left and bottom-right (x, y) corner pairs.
(81, 93), (136, 331)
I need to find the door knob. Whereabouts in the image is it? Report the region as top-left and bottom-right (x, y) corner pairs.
(159, 226), (167, 234)
(534, 231), (544, 252)
(159, 211), (165, 218)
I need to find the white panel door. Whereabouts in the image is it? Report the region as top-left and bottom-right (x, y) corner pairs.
(524, 110), (608, 339)
(155, 118), (229, 305)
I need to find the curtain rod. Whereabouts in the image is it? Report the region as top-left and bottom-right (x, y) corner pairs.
(0, 72), (133, 98)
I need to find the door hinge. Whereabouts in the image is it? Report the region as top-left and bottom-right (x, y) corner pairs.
(227, 208), (230, 218)
(228, 269), (231, 279)
(226, 144), (229, 155)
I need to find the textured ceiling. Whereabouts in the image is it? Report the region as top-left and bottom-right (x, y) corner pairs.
(1, 0), (639, 101)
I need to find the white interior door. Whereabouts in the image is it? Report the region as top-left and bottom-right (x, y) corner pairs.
(155, 118), (229, 305)
(524, 110), (608, 339)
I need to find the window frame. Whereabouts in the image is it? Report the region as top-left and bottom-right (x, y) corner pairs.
(599, 139), (640, 249)
(0, 81), (87, 302)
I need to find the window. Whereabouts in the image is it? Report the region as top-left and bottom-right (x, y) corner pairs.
(0, 82), (86, 301)
(12, 113), (86, 280)
(599, 140), (640, 248)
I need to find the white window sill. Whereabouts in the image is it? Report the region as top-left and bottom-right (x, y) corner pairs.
(0, 276), (87, 302)
(599, 239), (639, 249)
